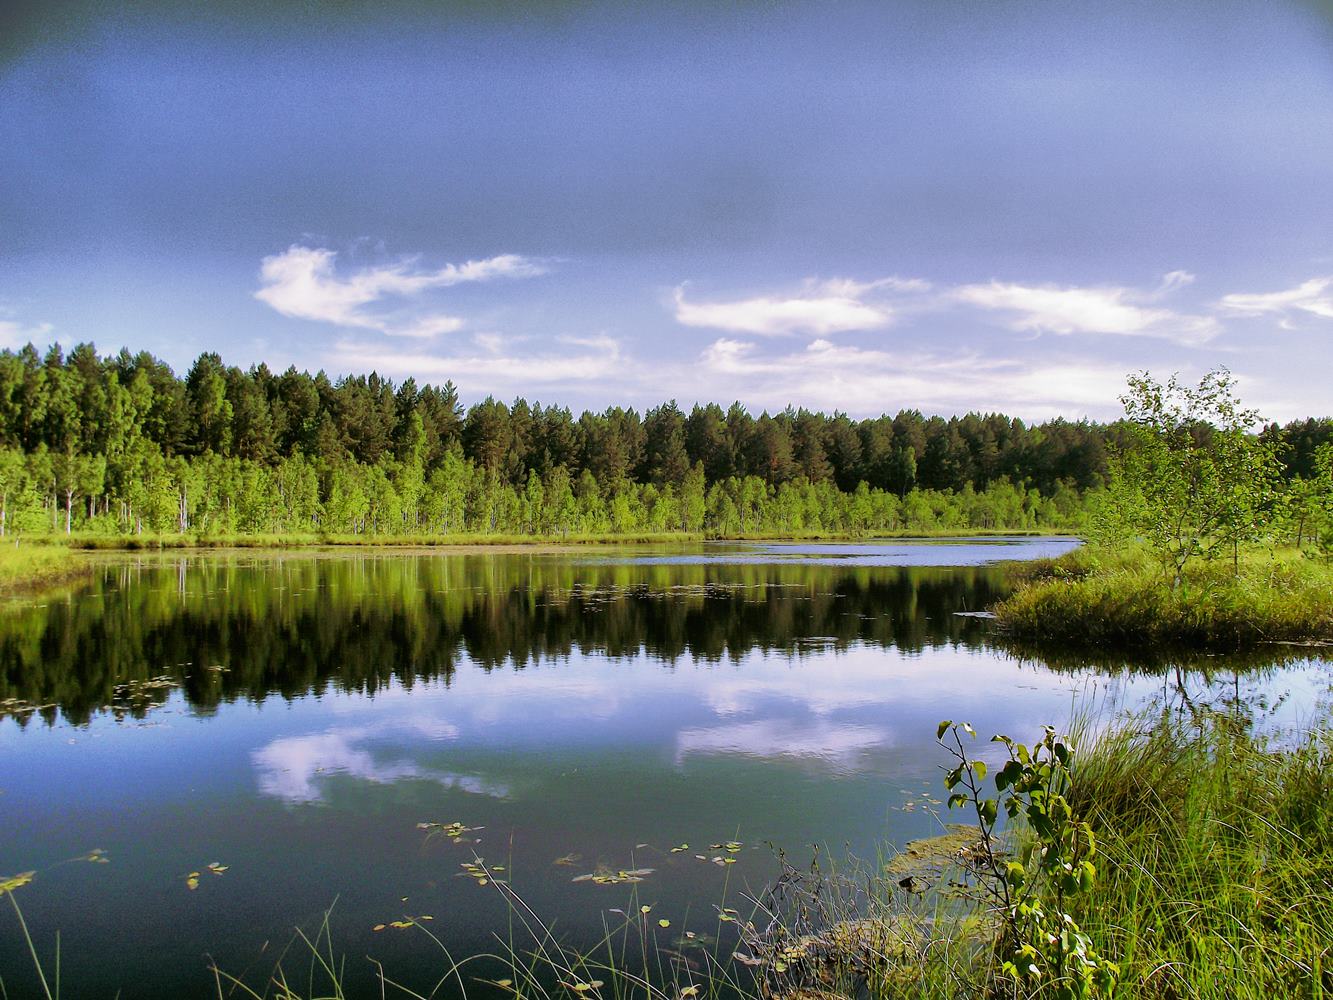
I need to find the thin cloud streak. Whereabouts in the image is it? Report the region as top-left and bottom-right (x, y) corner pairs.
(672, 281), (902, 336)
(326, 333), (624, 387)
(255, 245), (545, 338)
(696, 337), (1135, 419)
(1218, 276), (1333, 322)
(952, 278), (1219, 344)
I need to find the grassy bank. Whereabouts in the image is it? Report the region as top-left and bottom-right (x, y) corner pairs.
(993, 544), (1333, 649)
(0, 542), (90, 594)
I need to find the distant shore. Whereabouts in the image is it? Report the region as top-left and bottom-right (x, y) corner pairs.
(0, 530), (1060, 594)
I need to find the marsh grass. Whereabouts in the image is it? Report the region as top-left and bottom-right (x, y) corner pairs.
(1065, 711), (1333, 1000)
(994, 544), (1333, 649)
(0, 542), (87, 594)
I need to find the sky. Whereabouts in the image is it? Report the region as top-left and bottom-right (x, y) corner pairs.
(2, 0), (1331, 422)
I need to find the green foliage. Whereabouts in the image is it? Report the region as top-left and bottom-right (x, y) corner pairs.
(938, 721), (1118, 999)
(1100, 369), (1285, 584)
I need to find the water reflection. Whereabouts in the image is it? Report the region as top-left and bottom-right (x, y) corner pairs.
(675, 719), (893, 771)
(0, 547), (1026, 726)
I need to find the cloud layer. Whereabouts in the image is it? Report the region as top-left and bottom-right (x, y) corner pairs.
(675, 272), (1217, 345)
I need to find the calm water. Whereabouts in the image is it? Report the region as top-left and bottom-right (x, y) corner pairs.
(1, 539), (1327, 998)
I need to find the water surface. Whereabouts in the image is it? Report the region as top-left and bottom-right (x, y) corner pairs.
(0, 538), (1325, 997)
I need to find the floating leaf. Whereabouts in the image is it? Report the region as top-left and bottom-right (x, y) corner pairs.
(186, 876), (200, 890)
(669, 844), (689, 853)
(640, 905), (652, 914)
(658, 919), (671, 928)
(496, 980), (513, 989)
(419, 821), (484, 843)
(573, 867), (655, 885)
(389, 920), (414, 929)
(373, 924), (386, 932)
(206, 862), (228, 875)
(680, 987), (699, 998)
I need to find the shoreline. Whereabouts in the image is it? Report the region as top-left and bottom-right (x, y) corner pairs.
(991, 544), (1333, 650)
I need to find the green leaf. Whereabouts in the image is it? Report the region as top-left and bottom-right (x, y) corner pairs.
(937, 720), (952, 740)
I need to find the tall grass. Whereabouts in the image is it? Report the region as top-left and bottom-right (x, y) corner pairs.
(994, 544), (1333, 648)
(0, 541), (87, 593)
(1067, 711), (1333, 1000)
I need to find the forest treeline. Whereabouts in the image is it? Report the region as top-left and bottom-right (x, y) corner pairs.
(0, 343), (1327, 536)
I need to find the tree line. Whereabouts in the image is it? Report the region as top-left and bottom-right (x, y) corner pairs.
(0, 342), (1326, 537)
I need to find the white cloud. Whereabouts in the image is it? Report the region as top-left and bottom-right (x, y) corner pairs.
(672, 277), (920, 336)
(325, 332), (624, 388)
(1218, 276), (1333, 322)
(1151, 270), (1196, 297)
(672, 271), (1214, 344)
(695, 336), (1132, 419)
(0, 318), (54, 350)
(255, 245), (545, 337)
(953, 276), (1218, 344)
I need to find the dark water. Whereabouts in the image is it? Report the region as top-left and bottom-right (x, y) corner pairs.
(0, 539), (1326, 998)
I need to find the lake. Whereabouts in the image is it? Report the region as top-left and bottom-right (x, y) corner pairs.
(1, 539), (1327, 998)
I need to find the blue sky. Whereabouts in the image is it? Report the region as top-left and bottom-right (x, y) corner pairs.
(2, 0), (1331, 421)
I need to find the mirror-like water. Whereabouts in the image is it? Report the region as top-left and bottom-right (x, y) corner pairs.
(0, 539), (1326, 998)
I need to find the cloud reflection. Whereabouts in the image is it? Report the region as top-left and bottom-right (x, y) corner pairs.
(252, 724), (508, 804)
(675, 718), (891, 773)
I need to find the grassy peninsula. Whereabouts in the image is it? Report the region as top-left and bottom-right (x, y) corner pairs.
(994, 544), (1333, 649)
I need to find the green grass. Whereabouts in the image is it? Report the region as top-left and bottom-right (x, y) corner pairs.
(993, 544), (1333, 649)
(1066, 711), (1333, 999)
(0, 542), (88, 593)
